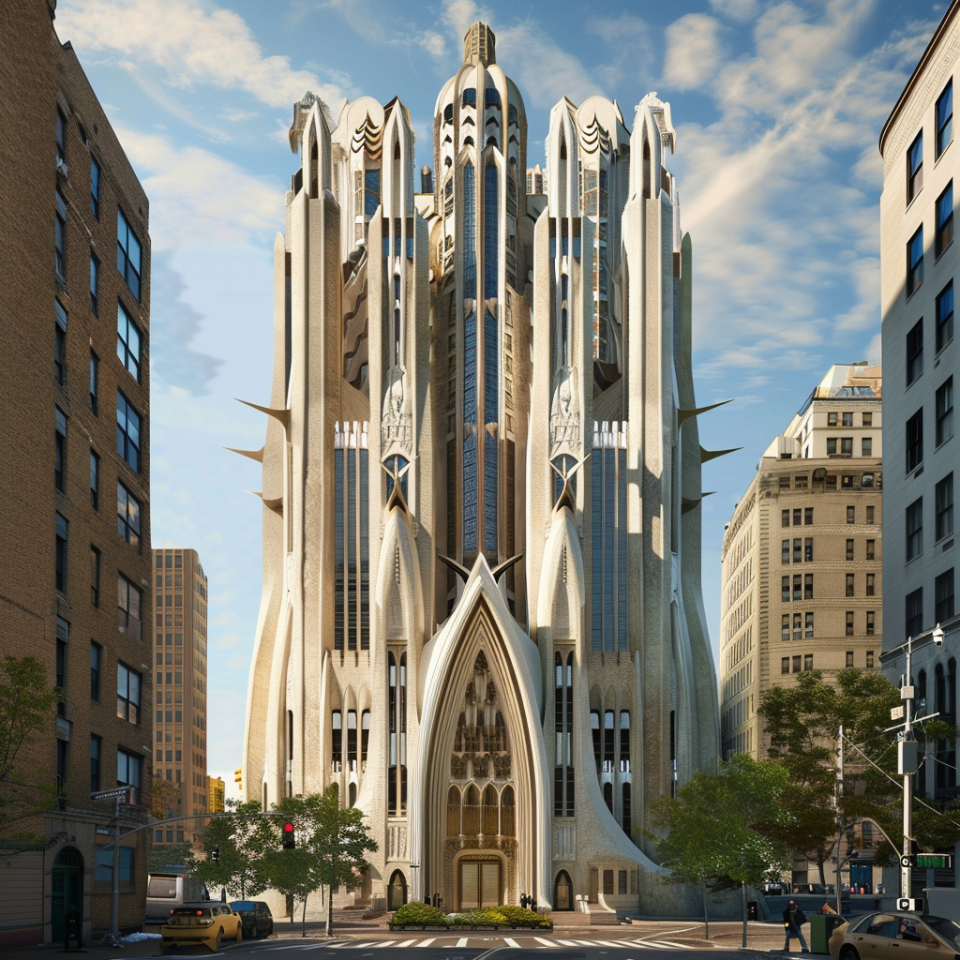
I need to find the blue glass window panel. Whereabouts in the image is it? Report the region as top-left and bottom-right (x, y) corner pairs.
(484, 311), (498, 424)
(484, 164), (499, 299)
(463, 313), (477, 423)
(591, 455), (603, 650)
(359, 448), (369, 651)
(938, 81), (953, 156)
(385, 454), (409, 502)
(346, 447), (356, 648)
(549, 237), (556, 260)
(485, 88), (501, 107)
(116, 392), (140, 472)
(938, 182), (953, 230)
(603, 450), (615, 652)
(364, 169), (380, 216)
(334, 448), (344, 650)
(573, 238), (581, 260)
(617, 449), (628, 650)
(484, 432), (498, 554)
(462, 88), (476, 107)
(552, 456), (577, 505)
(463, 434), (478, 553)
(116, 209), (142, 301)
(463, 162), (476, 298)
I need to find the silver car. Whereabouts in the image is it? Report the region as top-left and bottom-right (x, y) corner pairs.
(829, 910), (960, 960)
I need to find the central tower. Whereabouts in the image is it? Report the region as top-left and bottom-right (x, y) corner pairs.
(433, 24), (530, 618)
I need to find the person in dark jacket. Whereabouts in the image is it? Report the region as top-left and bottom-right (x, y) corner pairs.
(783, 900), (809, 953)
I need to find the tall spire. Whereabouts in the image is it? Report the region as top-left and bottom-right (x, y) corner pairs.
(463, 21), (496, 65)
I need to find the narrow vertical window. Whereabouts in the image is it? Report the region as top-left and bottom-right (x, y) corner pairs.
(90, 157), (100, 218)
(90, 450), (99, 509)
(56, 107), (66, 165)
(55, 408), (67, 492)
(906, 497), (924, 561)
(907, 132), (923, 203)
(90, 253), (99, 314)
(90, 545), (101, 606)
(907, 227), (924, 296)
(936, 473), (954, 541)
(116, 209), (142, 300)
(55, 191), (67, 281)
(331, 710), (342, 771)
(937, 182), (954, 256)
(55, 301), (67, 384)
(90, 735), (102, 792)
(90, 641), (102, 701)
(938, 282), (955, 352)
(906, 408), (924, 471)
(89, 351), (99, 414)
(937, 80), (953, 158)
(347, 710), (357, 770)
(936, 377), (954, 446)
(907, 318), (924, 385)
(116, 391), (141, 472)
(117, 302), (141, 381)
(56, 514), (68, 594)
(334, 444), (344, 650)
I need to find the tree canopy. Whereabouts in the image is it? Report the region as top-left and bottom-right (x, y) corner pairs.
(648, 754), (792, 939)
(0, 656), (61, 840)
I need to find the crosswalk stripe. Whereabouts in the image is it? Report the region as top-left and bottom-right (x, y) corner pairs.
(648, 940), (694, 949)
(395, 940), (418, 948)
(418, 937), (437, 947)
(456, 937), (471, 946)
(533, 936), (556, 946)
(556, 938), (582, 946)
(503, 937), (521, 947)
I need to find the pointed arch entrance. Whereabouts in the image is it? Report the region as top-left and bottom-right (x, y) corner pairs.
(420, 589), (547, 910)
(387, 870), (407, 910)
(554, 869), (573, 910)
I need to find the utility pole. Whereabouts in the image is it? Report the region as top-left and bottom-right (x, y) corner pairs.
(900, 635), (914, 903)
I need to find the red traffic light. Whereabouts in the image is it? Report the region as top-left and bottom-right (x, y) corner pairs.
(283, 822), (296, 849)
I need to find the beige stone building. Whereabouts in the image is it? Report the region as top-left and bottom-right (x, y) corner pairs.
(720, 365), (883, 759)
(0, 0), (152, 946)
(240, 22), (721, 918)
(150, 549), (208, 848)
(879, 0), (959, 891)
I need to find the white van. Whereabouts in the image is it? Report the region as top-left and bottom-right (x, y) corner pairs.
(146, 871), (211, 923)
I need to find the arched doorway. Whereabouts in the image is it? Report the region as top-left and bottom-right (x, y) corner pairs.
(387, 870), (407, 910)
(554, 869), (573, 910)
(51, 846), (83, 940)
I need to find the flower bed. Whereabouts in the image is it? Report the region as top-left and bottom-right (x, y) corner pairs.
(389, 903), (552, 930)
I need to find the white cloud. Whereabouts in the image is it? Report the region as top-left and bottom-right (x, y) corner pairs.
(114, 127), (285, 249)
(588, 12), (657, 94)
(709, 0), (760, 21)
(55, 0), (348, 112)
(662, 14), (725, 91)
(418, 30), (448, 59)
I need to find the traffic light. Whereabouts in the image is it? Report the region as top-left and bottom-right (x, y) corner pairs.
(282, 822), (295, 850)
(234, 768), (242, 789)
(211, 846), (220, 862)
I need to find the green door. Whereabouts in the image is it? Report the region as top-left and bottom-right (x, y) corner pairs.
(51, 847), (84, 941)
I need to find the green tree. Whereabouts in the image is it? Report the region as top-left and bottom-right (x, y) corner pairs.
(191, 801), (273, 899)
(648, 754), (792, 942)
(147, 841), (195, 875)
(0, 656), (62, 839)
(759, 668), (959, 880)
(263, 788), (378, 938)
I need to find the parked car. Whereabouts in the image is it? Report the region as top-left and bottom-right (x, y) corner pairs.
(229, 901), (274, 939)
(146, 871), (210, 924)
(829, 910), (960, 960)
(763, 882), (787, 896)
(160, 902), (242, 952)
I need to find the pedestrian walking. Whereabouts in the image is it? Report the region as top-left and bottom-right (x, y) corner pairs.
(783, 900), (809, 953)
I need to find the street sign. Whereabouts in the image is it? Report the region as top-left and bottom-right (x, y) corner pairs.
(916, 854), (953, 869)
(890, 705), (905, 721)
(900, 855), (915, 868)
(898, 898), (924, 912)
(90, 787), (131, 801)
(95, 825), (113, 836)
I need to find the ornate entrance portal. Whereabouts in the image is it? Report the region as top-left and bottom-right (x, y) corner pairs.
(459, 859), (501, 909)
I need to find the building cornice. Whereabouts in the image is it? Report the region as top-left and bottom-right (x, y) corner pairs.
(880, 0), (960, 157)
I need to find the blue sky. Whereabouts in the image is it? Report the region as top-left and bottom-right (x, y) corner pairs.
(53, 0), (946, 793)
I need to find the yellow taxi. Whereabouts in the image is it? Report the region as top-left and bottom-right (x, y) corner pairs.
(160, 902), (243, 952)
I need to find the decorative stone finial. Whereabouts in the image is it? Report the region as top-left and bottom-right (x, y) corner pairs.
(463, 22), (496, 65)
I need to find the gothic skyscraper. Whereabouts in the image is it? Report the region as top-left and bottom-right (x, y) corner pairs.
(241, 22), (720, 915)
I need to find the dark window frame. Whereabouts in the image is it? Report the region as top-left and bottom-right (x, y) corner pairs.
(907, 318), (924, 385)
(937, 80), (954, 158)
(907, 226), (924, 297)
(937, 181), (954, 257)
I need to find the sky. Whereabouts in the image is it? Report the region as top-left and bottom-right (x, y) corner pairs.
(52, 0), (947, 796)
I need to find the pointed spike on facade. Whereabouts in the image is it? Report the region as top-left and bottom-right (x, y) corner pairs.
(676, 398), (734, 427)
(236, 398), (290, 429)
(699, 446), (743, 463)
(222, 445), (265, 463)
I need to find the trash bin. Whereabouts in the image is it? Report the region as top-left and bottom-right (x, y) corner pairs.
(747, 901), (759, 921)
(809, 914), (845, 954)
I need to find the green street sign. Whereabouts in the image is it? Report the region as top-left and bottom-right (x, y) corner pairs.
(916, 854), (953, 869)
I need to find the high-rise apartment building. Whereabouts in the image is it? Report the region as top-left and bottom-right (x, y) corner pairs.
(0, 1), (152, 947)
(151, 549), (208, 848)
(720, 365), (883, 759)
(207, 776), (225, 815)
(241, 22), (720, 916)
(879, 0), (959, 884)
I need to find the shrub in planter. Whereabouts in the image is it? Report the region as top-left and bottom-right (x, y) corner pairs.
(391, 902), (449, 927)
(452, 908), (508, 927)
(495, 905), (551, 928)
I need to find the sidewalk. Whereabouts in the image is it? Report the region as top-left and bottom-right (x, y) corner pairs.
(0, 916), (801, 960)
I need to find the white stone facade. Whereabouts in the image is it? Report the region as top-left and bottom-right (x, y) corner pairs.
(240, 22), (719, 916)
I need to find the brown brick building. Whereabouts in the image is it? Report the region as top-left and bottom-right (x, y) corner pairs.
(0, 0), (152, 946)
(151, 549), (208, 849)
